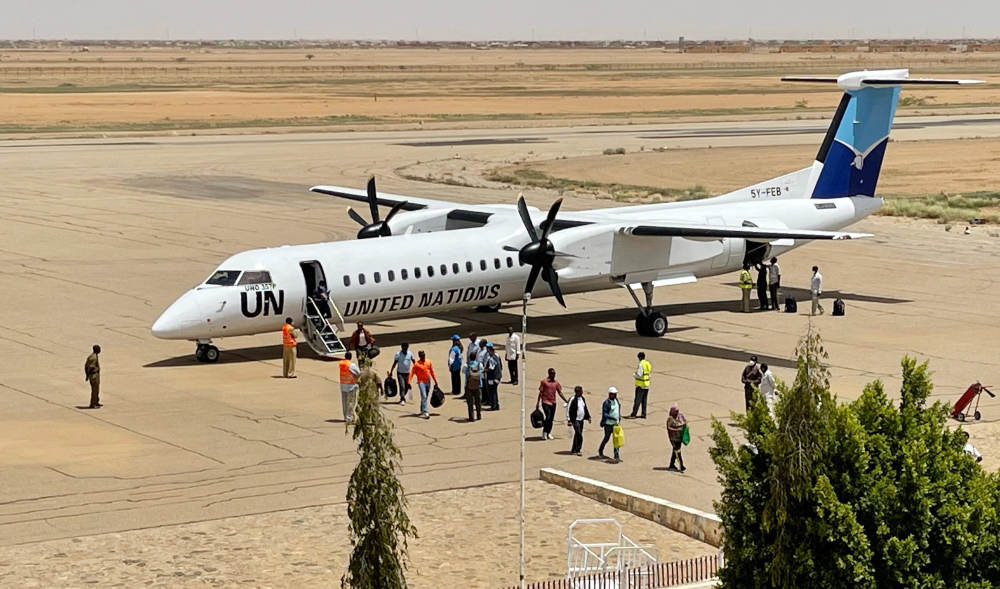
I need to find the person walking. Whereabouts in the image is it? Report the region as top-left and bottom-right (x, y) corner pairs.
(567, 386), (591, 456)
(760, 363), (777, 417)
(311, 281), (331, 318)
(466, 358), (483, 421)
(667, 404), (687, 472)
(628, 352), (652, 419)
(84, 345), (102, 408)
(755, 262), (769, 310)
(339, 351), (361, 423)
(408, 350), (439, 419)
(448, 335), (463, 396)
(536, 368), (569, 440)
(597, 387), (622, 463)
(810, 265), (825, 316)
(768, 257), (781, 310)
(281, 317), (297, 378)
(349, 322), (376, 359)
(505, 326), (521, 385)
(359, 362), (384, 397)
(738, 263), (754, 313)
(484, 343), (503, 410)
(741, 355), (762, 411)
(389, 343), (415, 405)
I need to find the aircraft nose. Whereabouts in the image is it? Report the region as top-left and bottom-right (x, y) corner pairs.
(152, 290), (205, 339)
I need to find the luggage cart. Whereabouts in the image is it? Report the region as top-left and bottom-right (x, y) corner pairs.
(951, 382), (995, 421)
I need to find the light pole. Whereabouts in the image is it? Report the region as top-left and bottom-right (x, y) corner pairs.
(519, 293), (529, 589)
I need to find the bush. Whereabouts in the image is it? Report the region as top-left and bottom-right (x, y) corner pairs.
(602, 147), (626, 155)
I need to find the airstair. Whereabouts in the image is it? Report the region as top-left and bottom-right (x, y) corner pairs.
(304, 297), (347, 357)
(567, 519), (659, 589)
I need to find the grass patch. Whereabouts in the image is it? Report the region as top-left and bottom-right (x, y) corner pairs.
(485, 167), (709, 202)
(878, 191), (1000, 224)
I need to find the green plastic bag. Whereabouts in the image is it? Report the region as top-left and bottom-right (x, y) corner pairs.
(681, 424), (690, 446)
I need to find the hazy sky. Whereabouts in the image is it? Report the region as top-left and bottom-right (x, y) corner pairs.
(3, 0), (998, 40)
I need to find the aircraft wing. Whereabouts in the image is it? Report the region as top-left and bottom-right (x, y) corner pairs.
(619, 223), (870, 241)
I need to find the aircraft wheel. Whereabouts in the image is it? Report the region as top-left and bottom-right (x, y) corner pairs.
(975, 410), (982, 421)
(635, 313), (667, 337)
(475, 303), (502, 313)
(195, 344), (207, 362)
(957, 413), (966, 422)
(635, 314), (651, 336)
(204, 345), (220, 363)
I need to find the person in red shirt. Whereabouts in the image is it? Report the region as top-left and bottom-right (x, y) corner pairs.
(408, 350), (439, 419)
(536, 368), (569, 440)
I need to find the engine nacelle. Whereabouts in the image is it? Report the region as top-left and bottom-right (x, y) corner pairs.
(387, 209), (488, 235)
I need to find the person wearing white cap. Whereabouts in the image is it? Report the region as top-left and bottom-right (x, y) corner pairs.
(598, 386), (622, 463)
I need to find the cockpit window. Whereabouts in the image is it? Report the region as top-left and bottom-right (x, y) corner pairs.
(238, 271), (273, 286)
(205, 270), (241, 286)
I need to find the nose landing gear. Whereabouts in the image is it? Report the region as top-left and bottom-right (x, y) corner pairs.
(195, 340), (220, 363)
(624, 282), (668, 337)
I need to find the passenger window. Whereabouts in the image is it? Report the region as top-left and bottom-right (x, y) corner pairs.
(402, 268), (409, 280)
(427, 266), (435, 277)
(506, 257), (514, 268)
(388, 270), (395, 282)
(343, 275), (351, 287)
(466, 261), (473, 272)
(414, 267), (422, 279)
(480, 260), (487, 271)
(440, 264), (447, 275)
(494, 258), (501, 269)
(374, 271), (381, 284)
(206, 270), (241, 286)
(238, 271), (272, 285)
(358, 273), (366, 285)
(452, 262), (460, 274)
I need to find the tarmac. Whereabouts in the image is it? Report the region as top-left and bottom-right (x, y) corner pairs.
(2, 118), (999, 584)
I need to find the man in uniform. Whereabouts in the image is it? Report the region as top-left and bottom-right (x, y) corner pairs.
(281, 317), (297, 378)
(738, 263), (754, 313)
(339, 351), (361, 422)
(84, 345), (102, 408)
(628, 351), (652, 419)
(447, 335), (463, 397)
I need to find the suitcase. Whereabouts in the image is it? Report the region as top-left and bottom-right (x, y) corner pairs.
(833, 298), (845, 316)
(785, 298), (797, 313)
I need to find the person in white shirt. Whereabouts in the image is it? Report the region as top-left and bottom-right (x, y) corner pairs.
(505, 326), (521, 385)
(759, 363), (777, 417)
(810, 265), (825, 316)
(768, 257), (781, 311)
(388, 343), (414, 405)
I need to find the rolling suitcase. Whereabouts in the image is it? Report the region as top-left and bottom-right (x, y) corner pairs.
(833, 298), (845, 316)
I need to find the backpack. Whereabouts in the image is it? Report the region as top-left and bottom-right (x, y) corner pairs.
(785, 297), (797, 313)
(833, 298), (846, 316)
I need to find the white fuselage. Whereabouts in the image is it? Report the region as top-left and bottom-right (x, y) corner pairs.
(151, 194), (879, 342)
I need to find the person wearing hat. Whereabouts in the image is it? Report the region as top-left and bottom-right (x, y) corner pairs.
(536, 368), (569, 439)
(598, 386), (622, 463)
(484, 343), (504, 410)
(741, 355), (762, 411)
(666, 403), (687, 472)
(447, 334), (463, 396)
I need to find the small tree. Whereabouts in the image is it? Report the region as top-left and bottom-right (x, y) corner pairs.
(343, 357), (417, 589)
(711, 328), (1000, 588)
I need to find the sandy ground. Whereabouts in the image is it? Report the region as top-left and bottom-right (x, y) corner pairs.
(0, 480), (716, 588)
(2, 115), (1000, 587)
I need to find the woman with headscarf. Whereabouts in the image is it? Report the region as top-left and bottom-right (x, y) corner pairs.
(666, 403), (687, 472)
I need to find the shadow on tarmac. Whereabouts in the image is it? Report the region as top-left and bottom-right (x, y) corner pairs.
(144, 292), (910, 370)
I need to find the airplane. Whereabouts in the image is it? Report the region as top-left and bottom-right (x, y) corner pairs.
(152, 69), (980, 363)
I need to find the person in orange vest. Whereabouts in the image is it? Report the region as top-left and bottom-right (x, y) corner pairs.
(281, 317), (297, 378)
(339, 351), (361, 422)
(408, 350), (439, 419)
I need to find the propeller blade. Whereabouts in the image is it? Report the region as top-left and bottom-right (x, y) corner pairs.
(502, 245), (521, 252)
(383, 200), (408, 224)
(538, 198), (563, 242)
(347, 207), (369, 227)
(366, 177), (380, 223)
(516, 195), (539, 242)
(552, 250), (577, 258)
(524, 264), (542, 296)
(542, 266), (566, 308)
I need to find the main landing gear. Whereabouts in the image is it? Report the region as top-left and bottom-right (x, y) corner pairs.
(195, 340), (220, 363)
(625, 282), (668, 337)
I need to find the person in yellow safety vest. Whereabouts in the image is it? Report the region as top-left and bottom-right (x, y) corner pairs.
(339, 351), (361, 423)
(628, 351), (652, 419)
(281, 317), (297, 378)
(738, 263), (754, 313)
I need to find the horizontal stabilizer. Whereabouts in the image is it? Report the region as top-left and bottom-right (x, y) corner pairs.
(783, 69), (983, 91)
(622, 224), (870, 241)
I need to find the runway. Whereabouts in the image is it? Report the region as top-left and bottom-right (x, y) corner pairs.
(1, 115), (999, 557)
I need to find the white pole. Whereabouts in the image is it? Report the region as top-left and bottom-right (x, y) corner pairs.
(519, 293), (530, 589)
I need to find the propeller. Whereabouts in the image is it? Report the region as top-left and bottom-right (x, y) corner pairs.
(347, 177), (408, 239)
(509, 195), (567, 307)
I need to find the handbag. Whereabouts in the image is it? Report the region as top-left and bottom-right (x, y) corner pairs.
(384, 377), (398, 398)
(366, 345), (381, 359)
(612, 424), (625, 448)
(430, 384), (445, 408)
(681, 424), (691, 446)
(530, 408), (545, 429)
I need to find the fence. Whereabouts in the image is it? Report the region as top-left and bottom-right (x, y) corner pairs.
(500, 552), (721, 589)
